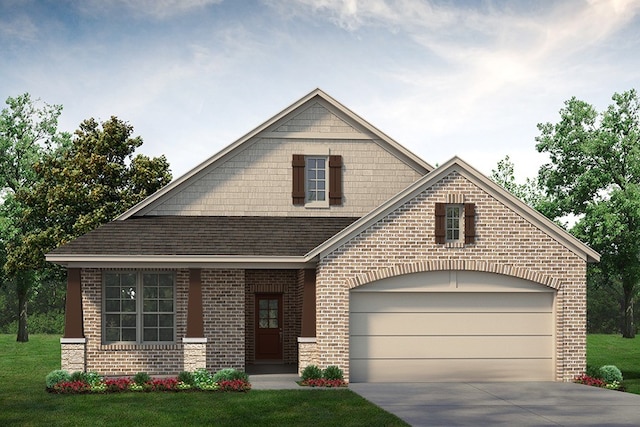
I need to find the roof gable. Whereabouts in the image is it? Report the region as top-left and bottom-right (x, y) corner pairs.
(309, 156), (600, 263)
(118, 89), (433, 220)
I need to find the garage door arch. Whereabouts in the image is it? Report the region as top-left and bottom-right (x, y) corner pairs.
(349, 269), (556, 382)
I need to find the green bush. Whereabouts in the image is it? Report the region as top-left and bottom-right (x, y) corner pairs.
(85, 371), (103, 386)
(192, 368), (217, 390)
(178, 371), (194, 386)
(212, 368), (248, 382)
(133, 372), (151, 385)
(45, 370), (71, 388)
(586, 365), (602, 379)
(322, 366), (344, 381)
(301, 365), (322, 381)
(70, 371), (87, 382)
(600, 365), (623, 383)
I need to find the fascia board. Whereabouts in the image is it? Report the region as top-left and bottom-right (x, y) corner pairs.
(45, 254), (314, 269)
(309, 156), (600, 263)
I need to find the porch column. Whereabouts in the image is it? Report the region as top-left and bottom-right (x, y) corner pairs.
(298, 269), (318, 375)
(60, 268), (86, 372)
(183, 269), (207, 371)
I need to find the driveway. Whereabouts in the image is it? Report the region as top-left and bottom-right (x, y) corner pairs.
(350, 382), (640, 426)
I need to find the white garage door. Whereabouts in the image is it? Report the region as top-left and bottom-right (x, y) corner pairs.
(349, 271), (555, 382)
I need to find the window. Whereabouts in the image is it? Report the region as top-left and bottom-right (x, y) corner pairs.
(104, 272), (175, 344)
(292, 154), (342, 206)
(306, 157), (327, 204)
(435, 202), (476, 244)
(445, 205), (462, 241)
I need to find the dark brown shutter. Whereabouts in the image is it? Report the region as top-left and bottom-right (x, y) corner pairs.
(464, 203), (476, 244)
(329, 155), (343, 206)
(435, 203), (446, 244)
(292, 154), (305, 205)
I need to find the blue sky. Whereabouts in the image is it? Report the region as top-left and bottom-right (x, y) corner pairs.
(2, 0), (639, 180)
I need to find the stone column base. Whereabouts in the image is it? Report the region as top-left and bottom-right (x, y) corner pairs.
(297, 337), (318, 376)
(183, 337), (207, 371)
(60, 338), (86, 372)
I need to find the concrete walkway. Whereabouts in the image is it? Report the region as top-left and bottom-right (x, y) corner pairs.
(349, 382), (640, 426)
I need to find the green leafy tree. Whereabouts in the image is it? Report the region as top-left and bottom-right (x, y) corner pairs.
(536, 89), (640, 338)
(0, 93), (66, 342)
(490, 155), (546, 210)
(7, 116), (172, 274)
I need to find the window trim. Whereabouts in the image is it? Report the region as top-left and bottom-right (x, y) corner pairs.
(305, 156), (329, 207)
(445, 204), (463, 242)
(102, 271), (176, 345)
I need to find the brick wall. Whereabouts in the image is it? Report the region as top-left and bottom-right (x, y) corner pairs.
(81, 268), (246, 375)
(314, 171), (587, 382)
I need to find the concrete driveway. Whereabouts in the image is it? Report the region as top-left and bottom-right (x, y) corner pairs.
(350, 382), (640, 426)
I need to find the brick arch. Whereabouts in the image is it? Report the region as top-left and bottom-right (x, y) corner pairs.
(347, 260), (561, 290)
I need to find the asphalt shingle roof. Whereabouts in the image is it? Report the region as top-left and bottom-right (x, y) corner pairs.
(49, 216), (359, 257)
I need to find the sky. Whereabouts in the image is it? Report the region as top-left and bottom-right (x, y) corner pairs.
(2, 0), (639, 181)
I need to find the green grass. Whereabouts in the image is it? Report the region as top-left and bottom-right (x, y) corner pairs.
(587, 334), (640, 394)
(0, 334), (407, 426)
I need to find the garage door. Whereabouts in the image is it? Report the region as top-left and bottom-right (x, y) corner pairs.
(349, 271), (555, 382)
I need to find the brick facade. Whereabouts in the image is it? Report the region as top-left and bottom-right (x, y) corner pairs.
(313, 171), (587, 382)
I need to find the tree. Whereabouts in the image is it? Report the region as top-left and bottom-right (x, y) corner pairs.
(6, 116), (172, 273)
(0, 93), (65, 342)
(536, 89), (640, 338)
(490, 155), (546, 210)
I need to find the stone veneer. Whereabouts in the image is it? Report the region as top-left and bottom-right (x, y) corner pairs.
(60, 338), (86, 372)
(312, 171), (588, 382)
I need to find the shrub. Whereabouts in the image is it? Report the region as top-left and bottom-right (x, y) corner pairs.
(600, 365), (623, 383)
(585, 365), (602, 379)
(46, 370), (71, 388)
(133, 372), (151, 385)
(213, 368), (249, 382)
(192, 368), (217, 390)
(70, 371), (87, 382)
(178, 371), (194, 386)
(104, 377), (132, 392)
(301, 364), (322, 381)
(322, 365), (344, 381)
(85, 371), (103, 386)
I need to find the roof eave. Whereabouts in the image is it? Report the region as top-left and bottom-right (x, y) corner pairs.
(45, 254), (316, 269)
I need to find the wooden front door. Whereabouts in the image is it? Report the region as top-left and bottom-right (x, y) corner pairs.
(255, 294), (283, 360)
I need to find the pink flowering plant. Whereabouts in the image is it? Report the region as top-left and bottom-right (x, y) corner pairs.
(46, 369), (252, 394)
(574, 364), (624, 391)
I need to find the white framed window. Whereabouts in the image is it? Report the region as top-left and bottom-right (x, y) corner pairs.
(446, 205), (463, 242)
(305, 156), (328, 206)
(103, 271), (175, 344)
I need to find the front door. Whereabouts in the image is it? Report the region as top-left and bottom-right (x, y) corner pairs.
(255, 294), (283, 360)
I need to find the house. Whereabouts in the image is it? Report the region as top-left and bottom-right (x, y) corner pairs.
(47, 89), (599, 382)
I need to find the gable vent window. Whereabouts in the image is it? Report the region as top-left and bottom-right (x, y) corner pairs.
(292, 154), (342, 207)
(435, 202), (476, 245)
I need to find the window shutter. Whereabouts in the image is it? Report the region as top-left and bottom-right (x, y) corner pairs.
(329, 155), (343, 206)
(292, 154), (305, 205)
(464, 203), (476, 244)
(435, 203), (446, 244)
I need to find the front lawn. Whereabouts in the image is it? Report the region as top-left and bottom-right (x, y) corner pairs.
(587, 334), (640, 394)
(0, 335), (407, 426)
